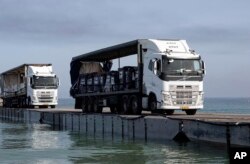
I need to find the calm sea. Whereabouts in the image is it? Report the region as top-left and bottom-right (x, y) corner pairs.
(0, 98), (249, 163)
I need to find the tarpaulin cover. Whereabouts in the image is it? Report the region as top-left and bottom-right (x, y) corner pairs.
(70, 40), (138, 85)
(79, 62), (104, 74)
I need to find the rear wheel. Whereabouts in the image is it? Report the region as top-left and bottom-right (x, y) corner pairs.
(81, 98), (88, 113)
(75, 98), (82, 109)
(130, 95), (141, 115)
(185, 109), (197, 115)
(120, 95), (130, 114)
(87, 97), (93, 113)
(165, 110), (174, 115)
(110, 105), (118, 114)
(93, 98), (102, 113)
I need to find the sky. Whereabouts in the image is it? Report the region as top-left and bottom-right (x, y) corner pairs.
(0, 0), (250, 98)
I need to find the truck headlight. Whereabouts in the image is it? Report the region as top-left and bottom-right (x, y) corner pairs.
(32, 96), (38, 102)
(163, 93), (172, 105)
(196, 92), (204, 106)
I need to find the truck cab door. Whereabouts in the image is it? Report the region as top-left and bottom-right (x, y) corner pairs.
(145, 58), (161, 91)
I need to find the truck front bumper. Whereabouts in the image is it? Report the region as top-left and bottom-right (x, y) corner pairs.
(159, 104), (203, 110)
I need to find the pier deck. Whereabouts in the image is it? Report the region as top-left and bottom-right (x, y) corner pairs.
(27, 108), (250, 123)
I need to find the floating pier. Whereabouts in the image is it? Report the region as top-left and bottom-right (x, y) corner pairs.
(0, 107), (250, 147)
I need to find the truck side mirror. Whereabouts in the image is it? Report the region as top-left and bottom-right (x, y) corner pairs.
(57, 78), (60, 87)
(153, 60), (158, 75)
(201, 60), (206, 75)
(153, 59), (161, 76)
(30, 77), (35, 88)
(30, 77), (33, 85)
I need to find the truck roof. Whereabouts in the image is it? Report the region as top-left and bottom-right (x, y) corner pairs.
(1, 64), (52, 75)
(72, 40), (139, 62)
(70, 39), (191, 85)
(71, 39), (192, 63)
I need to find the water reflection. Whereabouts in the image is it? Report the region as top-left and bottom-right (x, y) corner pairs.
(0, 121), (228, 164)
(0, 122), (31, 149)
(68, 133), (228, 164)
(69, 134), (148, 164)
(31, 124), (72, 150)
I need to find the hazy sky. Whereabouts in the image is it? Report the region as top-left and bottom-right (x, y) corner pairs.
(0, 0), (250, 98)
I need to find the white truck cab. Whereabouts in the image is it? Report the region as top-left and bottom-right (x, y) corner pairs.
(142, 39), (205, 115)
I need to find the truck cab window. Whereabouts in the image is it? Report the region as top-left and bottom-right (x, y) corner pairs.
(156, 59), (161, 76)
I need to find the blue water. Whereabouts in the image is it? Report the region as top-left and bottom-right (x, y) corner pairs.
(203, 98), (250, 114)
(1, 98), (249, 163)
(0, 121), (228, 164)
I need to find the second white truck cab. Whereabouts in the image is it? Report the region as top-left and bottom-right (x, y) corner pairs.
(0, 64), (59, 108)
(27, 65), (59, 108)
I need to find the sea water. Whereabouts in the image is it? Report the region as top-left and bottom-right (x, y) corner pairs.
(0, 122), (228, 163)
(1, 98), (249, 163)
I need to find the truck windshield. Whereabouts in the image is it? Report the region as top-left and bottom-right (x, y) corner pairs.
(162, 58), (202, 75)
(32, 76), (58, 89)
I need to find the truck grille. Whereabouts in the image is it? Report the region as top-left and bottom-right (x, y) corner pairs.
(170, 85), (199, 106)
(37, 91), (54, 103)
(38, 97), (53, 103)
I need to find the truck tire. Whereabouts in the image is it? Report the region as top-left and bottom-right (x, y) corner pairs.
(185, 109), (197, 115)
(25, 97), (29, 108)
(20, 97), (25, 108)
(87, 97), (93, 113)
(148, 94), (157, 112)
(110, 106), (118, 114)
(130, 95), (141, 115)
(165, 110), (174, 115)
(27, 97), (34, 108)
(75, 98), (82, 109)
(120, 95), (130, 114)
(93, 97), (102, 113)
(81, 98), (88, 113)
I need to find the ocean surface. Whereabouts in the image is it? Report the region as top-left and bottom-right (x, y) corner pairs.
(0, 98), (250, 163)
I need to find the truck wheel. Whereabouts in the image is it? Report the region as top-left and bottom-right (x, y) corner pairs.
(130, 95), (141, 115)
(93, 98), (102, 113)
(185, 109), (197, 115)
(110, 106), (118, 114)
(18, 98), (22, 108)
(75, 98), (82, 109)
(120, 95), (130, 114)
(25, 98), (29, 108)
(165, 110), (174, 115)
(27, 97), (33, 108)
(51, 105), (56, 108)
(87, 97), (93, 113)
(148, 94), (157, 112)
(21, 97), (25, 108)
(81, 98), (88, 113)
